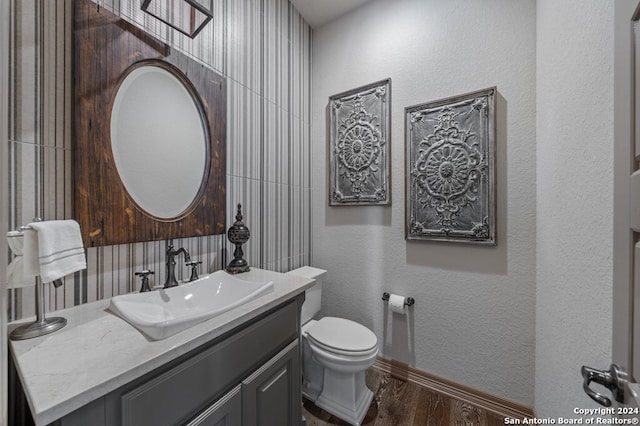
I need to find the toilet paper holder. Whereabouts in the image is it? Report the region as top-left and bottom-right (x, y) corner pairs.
(382, 292), (415, 307)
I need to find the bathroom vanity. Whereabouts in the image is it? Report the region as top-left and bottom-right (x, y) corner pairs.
(9, 269), (313, 426)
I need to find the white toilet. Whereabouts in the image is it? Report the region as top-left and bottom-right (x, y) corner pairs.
(287, 266), (378, 426)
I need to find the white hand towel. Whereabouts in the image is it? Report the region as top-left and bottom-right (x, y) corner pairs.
(23, 220), (87, 283)
(6, 231), (34, 288)
(22, 229), (41, 278)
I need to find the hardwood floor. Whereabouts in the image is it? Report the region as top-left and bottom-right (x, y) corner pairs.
(302, 368), (507, 426)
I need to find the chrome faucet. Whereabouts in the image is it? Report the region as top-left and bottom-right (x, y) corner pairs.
(164, 243), (191, 288)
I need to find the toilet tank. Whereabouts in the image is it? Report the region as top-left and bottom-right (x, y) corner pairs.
(286, 266), (327, 325)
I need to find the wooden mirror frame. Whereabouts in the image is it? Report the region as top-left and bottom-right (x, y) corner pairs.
(73, 0), (226, 247)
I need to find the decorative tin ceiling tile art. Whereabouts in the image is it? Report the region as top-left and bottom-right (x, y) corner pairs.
(329, 79), (391, 206)
(405, 87), (496, 244)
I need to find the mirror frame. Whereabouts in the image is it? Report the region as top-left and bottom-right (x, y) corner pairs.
(73, 0), (226, 247)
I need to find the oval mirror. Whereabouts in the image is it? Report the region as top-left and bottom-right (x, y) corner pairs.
(110, 64), (208, 220)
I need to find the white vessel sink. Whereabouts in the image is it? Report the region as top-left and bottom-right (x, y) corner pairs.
(109, 270), (274, 340)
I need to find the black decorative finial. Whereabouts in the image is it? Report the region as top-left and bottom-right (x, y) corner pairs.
(226, 203), (250, 274)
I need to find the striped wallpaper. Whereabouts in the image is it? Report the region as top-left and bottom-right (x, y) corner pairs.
(6, 0), (312, 321)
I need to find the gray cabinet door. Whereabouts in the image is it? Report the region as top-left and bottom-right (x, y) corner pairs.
(186, 385), (242, 426)
(241, 339), (301, 426)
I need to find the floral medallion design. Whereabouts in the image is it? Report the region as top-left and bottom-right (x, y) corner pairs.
(406, 88), (496, 244)
(329, 79), (390, 205)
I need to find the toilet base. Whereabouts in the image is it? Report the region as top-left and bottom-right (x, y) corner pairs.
(314, 369), (373, 426)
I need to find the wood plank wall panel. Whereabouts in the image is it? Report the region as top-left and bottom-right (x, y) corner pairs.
(74, 0), (227, 247)
(6, 0), (312, 321)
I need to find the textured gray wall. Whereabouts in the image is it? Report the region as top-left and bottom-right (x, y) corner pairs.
(536, 0), (614, 416)
(6, 0), (312, 320)
(312, 0), (536, 405)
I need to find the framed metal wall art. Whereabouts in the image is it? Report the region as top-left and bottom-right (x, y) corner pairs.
(329, 79), (391, 206)
(405, 87), (496, 244)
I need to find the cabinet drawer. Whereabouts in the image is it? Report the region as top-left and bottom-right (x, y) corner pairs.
(120, 301), (298, 426)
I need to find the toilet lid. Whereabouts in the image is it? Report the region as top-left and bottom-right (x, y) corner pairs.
(307, 317), (377, 353)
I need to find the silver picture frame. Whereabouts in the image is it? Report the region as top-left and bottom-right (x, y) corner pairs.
(405, 87), (496, 244)
(329, 79), (391, 206)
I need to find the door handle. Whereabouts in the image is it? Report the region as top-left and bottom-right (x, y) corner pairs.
(581, 364), (627, 407)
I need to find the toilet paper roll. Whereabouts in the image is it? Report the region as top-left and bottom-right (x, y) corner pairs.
(388, 294), (407, 314)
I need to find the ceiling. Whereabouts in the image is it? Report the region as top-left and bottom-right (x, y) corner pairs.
(289, 0), (373, 28)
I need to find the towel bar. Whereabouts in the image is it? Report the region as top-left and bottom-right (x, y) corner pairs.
(10, 219), (67, 340)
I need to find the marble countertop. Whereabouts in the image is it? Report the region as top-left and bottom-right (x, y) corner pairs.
(9, 268), (314, 426)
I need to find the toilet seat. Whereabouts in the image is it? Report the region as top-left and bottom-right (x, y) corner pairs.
(306, 317), (377, 355)
(307, 335), (379, 358)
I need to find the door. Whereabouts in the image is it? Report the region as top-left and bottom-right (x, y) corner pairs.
(241, 339), (301, 426)
(582, 0), (640, 410)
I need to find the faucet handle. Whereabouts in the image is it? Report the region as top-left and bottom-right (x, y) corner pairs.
(186, 260), (202, 282)
(135, 269), (154, 292)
